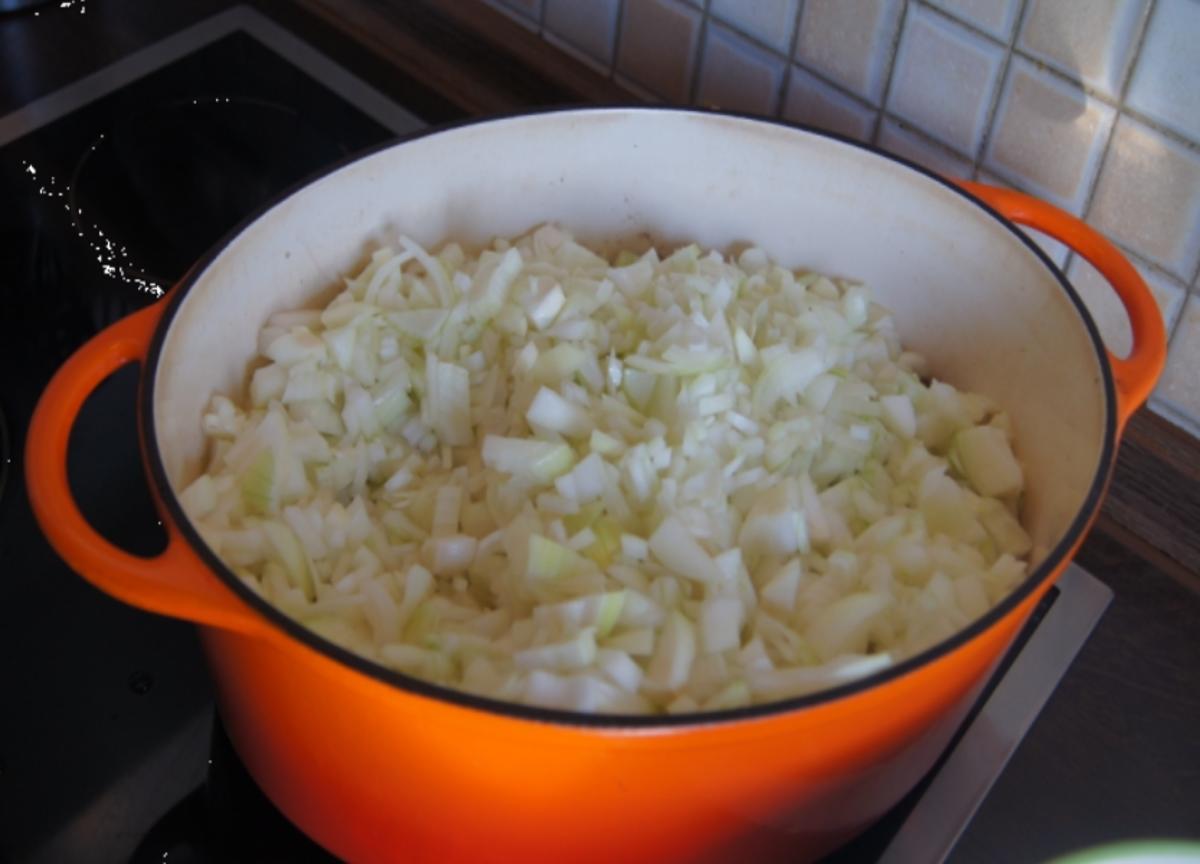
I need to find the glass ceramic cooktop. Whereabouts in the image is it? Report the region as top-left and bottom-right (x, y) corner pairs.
(0, 8), (1112, 863)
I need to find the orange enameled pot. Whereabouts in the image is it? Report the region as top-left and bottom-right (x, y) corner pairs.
(25, 109), (1164, 863)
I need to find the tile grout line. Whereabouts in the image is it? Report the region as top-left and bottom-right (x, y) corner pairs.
(865, 0), (907, 145)
(871, 0), (912, 147)
(1125, 0), (1199, 355)
(880, 113), (977, 167)
(917, 0), (1011, 47)
(773, 0), (808, 119)
(1179, 259), (1200, 353)
(790, 57), (881, 120)
(1112, 0), (1157, 101)
(609, 0), (627, 79)
(1112, 243), (1189, 346)
(541, 30), (615, 78)
(1164, 297), (1188, 347)
(970, 0), (1031, 181)
(613, 71), (663, 103)
(686, 0), (712, 104)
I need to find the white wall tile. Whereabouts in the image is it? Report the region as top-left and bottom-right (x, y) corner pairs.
(983, 58), (1116, 213)
(1125, 0), (1200, 144)
(696, 23), (787, 115)
(710, 0), (800, 54)
(1067, 256), (1185, 359)
(887, 5), (1005, 156)
(924, 0), (1021, 42)
(544, 0), (620, 66)
(782, 66), (877, 141)
(617, 0), (703, 103)
(1018, 0), (1149, 98)
(1154, 292), (1200, 428)
(1089, 117), (1200, 282)
(794, 0), (903, 106)
(878, 118), (973, 178)
(696, 24), (786, 116)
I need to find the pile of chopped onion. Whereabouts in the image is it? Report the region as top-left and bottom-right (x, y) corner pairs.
(181, 224), (1031, 715)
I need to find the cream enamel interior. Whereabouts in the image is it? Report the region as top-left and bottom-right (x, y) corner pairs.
(153, 108), (1108, 565)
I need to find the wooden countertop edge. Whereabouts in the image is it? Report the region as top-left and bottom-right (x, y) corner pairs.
(291, 0), (1200, 590)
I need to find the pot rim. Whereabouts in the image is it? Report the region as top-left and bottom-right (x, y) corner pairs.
(140, 105), (1118, 730)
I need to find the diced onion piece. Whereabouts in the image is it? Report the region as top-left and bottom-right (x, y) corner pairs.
(807, 592), (892, 662)
(423, 534), (476, 574)
(647, 610), (696, 691)
(482, 436), (576, 483)
(527, 387), (591, 438)
(515, 628), (597, 671)
(953, 426), (1024, 497)
(262, 521), (314, 602)
(648, 516), (721, 584)
(760, 559), (802, 612)
(526, 534), (579, 580)
(880, 394), (916, 439)
(699, 594), (742, 654)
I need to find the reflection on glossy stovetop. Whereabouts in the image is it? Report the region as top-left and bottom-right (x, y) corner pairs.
(0, 22), (411, 863)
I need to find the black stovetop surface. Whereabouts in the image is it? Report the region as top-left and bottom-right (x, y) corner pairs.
(0, 25), (409, 863)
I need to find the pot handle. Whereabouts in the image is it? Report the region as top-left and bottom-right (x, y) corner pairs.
(959, 181), (1166, 427)
(25, 299), (267, 636)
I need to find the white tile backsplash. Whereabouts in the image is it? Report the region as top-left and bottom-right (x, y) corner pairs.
(887, 5), (1005, 156)
(616, 0), (703, 102)
(794, 0), (903, 106)
(984, 57), (1116, 213)
(1067, 256), (1185, 360)
(923, 0), (1021, 42)
(782, 65), (878, 141)
(1125, 0), (1200, 144)
(1017, 0), (1149, 98)
(503, 0), (1200, 439)
(710, 0), (800, 54)
(1089, 117), (1200, 282)
(544, 0), (620, 65)
(697, 24), (786, 116)
(878, 118), (973, 177)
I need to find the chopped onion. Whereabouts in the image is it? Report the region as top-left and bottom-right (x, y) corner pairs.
(185, 226), (1032, 714)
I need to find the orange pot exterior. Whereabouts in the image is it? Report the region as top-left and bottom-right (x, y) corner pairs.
(197, 571), (1056, 864)
(24, 162), (1165, 863)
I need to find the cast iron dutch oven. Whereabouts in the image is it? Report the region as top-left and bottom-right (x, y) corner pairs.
(27, 109), (1165, 863)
